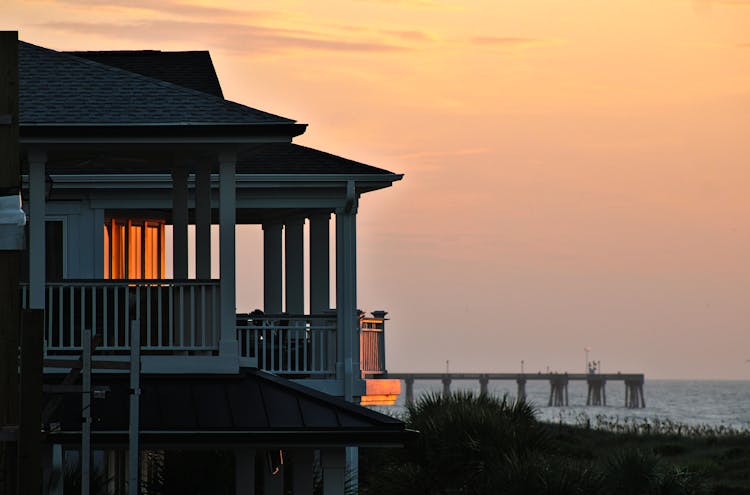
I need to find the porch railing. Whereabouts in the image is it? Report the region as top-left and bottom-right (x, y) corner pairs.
(360, 314), (387, 375)
(236, 313), (336, 375)
(21, 280), (220, 354)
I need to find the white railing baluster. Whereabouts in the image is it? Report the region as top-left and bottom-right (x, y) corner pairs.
(189, 285), (195, 349)
(168, 284), (174, 347)
(146, 285), (152, 349)
(103, 286), (108, 348)
(157, 287), (162, 347)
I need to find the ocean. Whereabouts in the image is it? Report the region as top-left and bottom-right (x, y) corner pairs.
(381, 379), (750, 429)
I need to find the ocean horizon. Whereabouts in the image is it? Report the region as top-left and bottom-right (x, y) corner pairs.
(381, 378), (750, 429)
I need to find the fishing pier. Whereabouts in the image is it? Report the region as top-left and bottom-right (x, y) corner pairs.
(385, 372), (646, 409)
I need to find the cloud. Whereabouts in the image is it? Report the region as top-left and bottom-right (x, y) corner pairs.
(46, 0), (272, 20)
(38, 19), (410, 54)
(395, 148), (489, 159)
(470, 36), (549, 48)
(382, 29), (435, 42)
(738, 43), (750, 47)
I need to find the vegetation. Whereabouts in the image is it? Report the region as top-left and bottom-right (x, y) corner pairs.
(359, 392), (750, 495)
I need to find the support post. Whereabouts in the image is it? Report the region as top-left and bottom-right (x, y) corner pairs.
(0, 32), (20, 494)
(235, 448), (255, 495)
(321, 448), (346, 495)
(262, 222), (283, 314)
(309, 213), (330, 314)
(195, 163), (212, 280)
(50, 444), (63, 495)
(291, 449), (313, 495)
(18, 309), (43, 494)
(335, 187), (358, 402)
(28, 149), (46, 308)
(284, 217), (305, 314)
(129, 320), (140, 495)
(82, 329), (92, 495)
(218, 151), (238, 361)
(171, 167), (189, 279)
(404, 377), (414, 405)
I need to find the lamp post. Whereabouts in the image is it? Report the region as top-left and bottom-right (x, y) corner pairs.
(584, 347), (591, 374)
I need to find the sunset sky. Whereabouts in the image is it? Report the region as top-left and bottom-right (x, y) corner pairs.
(5, 0), (750, 379)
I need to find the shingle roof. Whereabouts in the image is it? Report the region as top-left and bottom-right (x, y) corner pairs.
(19, 41), (293, 126)
(45, 370), (413, 445)
(236, 143), (395, 175)
(65, 50), (224, 98)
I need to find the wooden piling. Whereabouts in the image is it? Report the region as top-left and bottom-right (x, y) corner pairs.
(548, 375), (569, 407)
(441, 376), (451, 396)
(586, 376), (607, 406)
(516, 377), (526, 402)
(479, 375), (489, 396)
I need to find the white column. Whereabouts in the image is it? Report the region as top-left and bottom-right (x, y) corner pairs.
(171, 167), (189, 280)
(285, 217), (304, 315)
(50, 444), (63, 495)
(335, 189), (358, 401)
(309, 213), (330, 314)
(219, 151), (238, 359)
(291, 449), (313, 495)
(235, 448), (255, 495)
(262, 222), (283, 314)
(28, 149), (46, 309)
(321, 448), (346, 495)
(195, 163), (212, 279)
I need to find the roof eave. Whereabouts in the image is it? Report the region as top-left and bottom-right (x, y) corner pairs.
(19, 122), (308, 144)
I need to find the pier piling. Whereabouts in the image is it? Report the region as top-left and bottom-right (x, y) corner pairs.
(516, 377), (527, 401)
(479, 375), (489, 396)
(624, 378), (645, 408)
(548, 375), (569, 407)
(442, 376), (452, 396)
(586, 376), (607, 406)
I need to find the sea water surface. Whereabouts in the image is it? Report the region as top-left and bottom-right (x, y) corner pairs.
(383, 379), (750, 429)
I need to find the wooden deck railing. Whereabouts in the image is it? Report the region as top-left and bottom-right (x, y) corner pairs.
(236, 313), (336, 375)
(21, 280), (220, 354)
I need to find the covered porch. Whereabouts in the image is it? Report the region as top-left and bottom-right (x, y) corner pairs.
(23, 142), (398, 387)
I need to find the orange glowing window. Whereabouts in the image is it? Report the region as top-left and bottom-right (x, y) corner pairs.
(104, 218), (165, 279)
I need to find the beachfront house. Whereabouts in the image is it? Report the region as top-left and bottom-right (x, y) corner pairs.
(18, 40), (406, 494)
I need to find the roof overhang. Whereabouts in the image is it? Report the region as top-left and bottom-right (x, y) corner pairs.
(19, 122), (308, 145)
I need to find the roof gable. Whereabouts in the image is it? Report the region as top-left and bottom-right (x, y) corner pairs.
(65, 50), (224, 98)
(19, 41), (294, 126)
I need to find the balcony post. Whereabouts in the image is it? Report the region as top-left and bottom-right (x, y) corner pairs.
(262, 222), (283, 314)
(171, 166), (189, 280)
(285, 217), (304, 315)
(195, 163), (212, 280)
(335, 181), (358, 402)
(218, 151), (238, 361)
(309, 212), (330, 314)
(28, 149), (46, 309)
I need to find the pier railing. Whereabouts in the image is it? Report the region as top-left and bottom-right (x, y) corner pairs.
(236, 313), (336, 375)
(21, 280), (220, 354)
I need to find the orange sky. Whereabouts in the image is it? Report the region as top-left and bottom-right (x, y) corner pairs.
(5, 0), (750, 378)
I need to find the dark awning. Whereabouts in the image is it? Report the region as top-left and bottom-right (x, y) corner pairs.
(44, 369), (414, 447)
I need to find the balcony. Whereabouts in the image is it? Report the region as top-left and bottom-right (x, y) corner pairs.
(21, 281), (387, 377)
